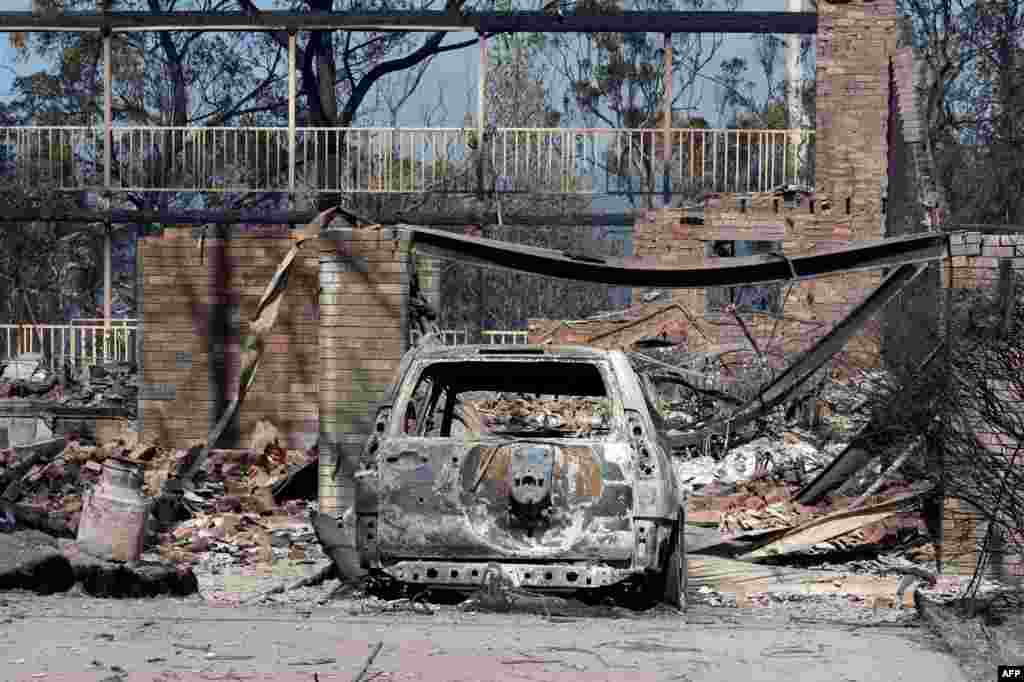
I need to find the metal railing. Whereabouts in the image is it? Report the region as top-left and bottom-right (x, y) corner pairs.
(482, 330), (530, 345)
(0, 322), (138, 370)
(0, 125), (815, 195)
(70, 318), (139, 326)
(409, 329), (531, 347)
(410, 328), (471, 347)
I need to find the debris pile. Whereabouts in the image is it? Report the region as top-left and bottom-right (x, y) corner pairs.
(0, 355), (139, 416)
(156, 503), (321, 567)
(674, 433), (840, 494)
(711, 480), (926, 551)
(466, 395), (611, 436)
(0, 423), (322, 599)
(654, 356), (957, 611)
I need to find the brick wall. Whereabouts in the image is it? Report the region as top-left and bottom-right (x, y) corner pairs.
(611, 201), (882, 364)
(317, 227), (410, 517)
(947, 232), (1024, 287)
(602, 0), (899, 365)
(883, 40), (944, 373)
(942, 232), (1024, 580)
(816, 0), (897, 232)
(138, 226), (320, 451)
(139, 225), (411, 522)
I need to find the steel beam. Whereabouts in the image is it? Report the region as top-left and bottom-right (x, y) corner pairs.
(103, 223), (112, 337)
(662, 33), (672, 207)
(794, 341), (946, 505)
(287, 31), (296, 198)
(102, 31), (112, 192)
(409, 227), (948, 287)
(0, 10), (818, 34)
(667, 263), (933, 450)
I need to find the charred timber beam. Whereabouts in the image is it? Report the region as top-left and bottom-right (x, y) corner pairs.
(0, 438), (68, 502)
(0, 10), (818, 34)
(667, 264), (931, 449)
(409, 227), (948, 288)
(794, 341), (947, 505)
(732, 263), (929, 417)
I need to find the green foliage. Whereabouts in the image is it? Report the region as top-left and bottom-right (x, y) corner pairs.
(896, 0), (1024, 223)
(489, 0), (547, 66)
(542, 0), (741, 208)
(762, 101), (787, 129)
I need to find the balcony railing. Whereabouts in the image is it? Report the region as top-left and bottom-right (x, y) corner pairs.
(0, 322), (138, 370)
(0, 125), (814, 196)
(481, 330), (530, 345)
(409, 329), (531, 347)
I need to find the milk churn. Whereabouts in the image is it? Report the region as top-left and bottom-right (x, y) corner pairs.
(77, 456), (148, 562)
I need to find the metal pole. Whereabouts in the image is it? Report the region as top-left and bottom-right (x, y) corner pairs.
(102, 27), (112, 192)
(662, 32), (672, 206)
(786, 0), (806, 183)
(101, 2), (113, 351)
(103, 221), (112, 349)
(478, 31), (487, 134)
(288, 30), (296, 202)
(476, 31), (487, 197)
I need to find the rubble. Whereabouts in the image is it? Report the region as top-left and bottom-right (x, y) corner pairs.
(1, 353), (49, 382)
(686, 553), (917, 607)
(0, 437), (68, 501)
(673, 433), (839, 495)
(0, 419), (323, 600)
(60, 539), (199, 597)
(738, 489), (928, 561)
(465, 395), (612, 436)
(0, 530), (75, 594)
(916, 589), (1024, 682)
(0, 356), (139, 418)
(0, 530), (199, 598)
(0, 329), (1000, 617)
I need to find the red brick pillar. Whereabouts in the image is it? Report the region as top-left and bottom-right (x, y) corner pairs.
(317, 227), (411, 519)
(815, 0), (897, 238)
(139, 226), (320, 450)
(811, 0), (900, 364)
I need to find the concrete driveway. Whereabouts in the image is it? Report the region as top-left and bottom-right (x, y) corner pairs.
(0, 593), (969, 682)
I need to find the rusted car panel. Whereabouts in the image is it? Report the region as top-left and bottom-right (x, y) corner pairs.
(353, 345), (682, 595)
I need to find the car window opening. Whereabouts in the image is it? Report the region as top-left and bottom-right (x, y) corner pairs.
(403, 361), (613, 439)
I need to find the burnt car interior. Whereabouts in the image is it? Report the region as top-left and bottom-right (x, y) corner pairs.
(402, 361), (615, 439)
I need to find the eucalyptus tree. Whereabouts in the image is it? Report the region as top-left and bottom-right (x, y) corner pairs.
(8, 0), (502, 215)
(899, 0), (1024, 224)
(541, 0), (740, 209)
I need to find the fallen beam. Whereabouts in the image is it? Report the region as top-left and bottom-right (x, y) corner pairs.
(794, 341), (946, 505)
(667, 263), (932, 448)
(410, 228), (947, 288)
(738, 489), (928, 561)
(0, 437), (68, 502)
(686, 554), (905, 603)
(1, 502), (77, 538)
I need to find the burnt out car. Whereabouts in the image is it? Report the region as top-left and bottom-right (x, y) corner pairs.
(353, 344), (686, 607)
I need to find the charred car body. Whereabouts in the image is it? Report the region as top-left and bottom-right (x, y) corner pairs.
(353, 344), (686, 607)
